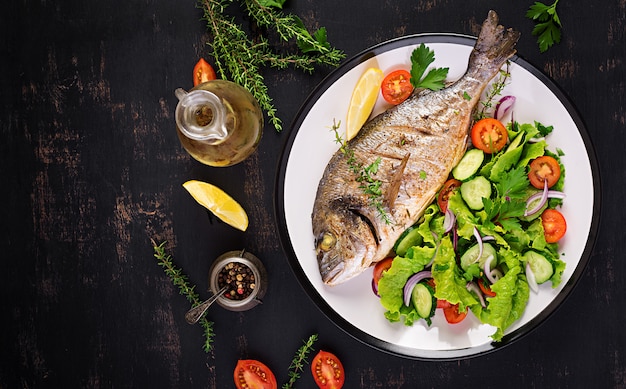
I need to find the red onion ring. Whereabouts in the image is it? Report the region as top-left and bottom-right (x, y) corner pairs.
(524, 180), (566, 216)
(494, 95), (516, 121)
(403, 270), (432, 307)
(474, 227), (483, 263)
(443, 209), (456, 233)
(466, 281), (486, 308)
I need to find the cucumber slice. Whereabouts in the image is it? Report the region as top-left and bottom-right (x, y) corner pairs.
(523, 250), (553, 284)
(411, 282), (435, 319)
(452, 149), (485, 181)
(460, 243), (498, 271)
(460, 176), (492, 210)
(393, 226), (422, 257)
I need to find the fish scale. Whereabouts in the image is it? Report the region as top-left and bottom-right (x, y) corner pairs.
(313, 10), (520, 286)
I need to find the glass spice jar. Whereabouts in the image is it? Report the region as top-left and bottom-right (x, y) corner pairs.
(208, 250), (267, 311)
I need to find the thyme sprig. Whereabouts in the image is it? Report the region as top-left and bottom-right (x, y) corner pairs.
(152, 241), (216, 352)
(474, 62), (511, 121)
(282, 333), (318, 389)
(198, 0), (345, 131)
(330, 120), (391, 224)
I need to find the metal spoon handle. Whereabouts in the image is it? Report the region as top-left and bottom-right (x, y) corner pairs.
(185, 286), (227, 324)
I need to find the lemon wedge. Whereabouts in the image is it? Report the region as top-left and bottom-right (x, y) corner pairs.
(345, 67), (384, 141)
(182, 180), (249, 231)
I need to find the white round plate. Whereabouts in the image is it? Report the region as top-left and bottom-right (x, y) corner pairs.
(275, 34), (600, 360)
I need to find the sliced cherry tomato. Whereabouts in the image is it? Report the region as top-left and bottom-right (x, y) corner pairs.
(193, 58), (217, 86)
(528, 155), (561, 189)
(437, 178), (462, 212)
(311, 350), (345, 389)
(478, 278), (496, 297)
(372, 257), (394, 290)
(541, 208), (567, 243)
(470, 118), (508, 154)
(381, 69), (414, 105)
(234, 359), (277, 389)
(436, 299), (451, 309)
(442, 303), (468, 324)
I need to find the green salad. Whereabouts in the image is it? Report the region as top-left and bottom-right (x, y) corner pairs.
(377, 119), (567, 341)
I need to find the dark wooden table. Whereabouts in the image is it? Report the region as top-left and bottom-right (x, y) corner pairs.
(1, 0), (622, 387)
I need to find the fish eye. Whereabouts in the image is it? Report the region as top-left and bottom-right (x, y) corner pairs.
(318, 233), (336, 251)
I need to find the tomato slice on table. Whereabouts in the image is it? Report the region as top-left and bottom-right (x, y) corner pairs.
(311, 350), (345, 389)
(193, 58), (217, 86)
(541, 208), (567, 243)
(442, 303), (468, 324)
(528, 155), (561, 189)
(234, 359), (277, 389)
(381, 69), (414, 105)
(437, 178), (462, 212)
(470, 118), (508, 154)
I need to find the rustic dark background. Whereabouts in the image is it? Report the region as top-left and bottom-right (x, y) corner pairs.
(1, 0), (623, 387)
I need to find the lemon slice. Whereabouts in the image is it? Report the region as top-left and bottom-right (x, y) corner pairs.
(182, 180), (249, 231)
(345, 67), (384, 141)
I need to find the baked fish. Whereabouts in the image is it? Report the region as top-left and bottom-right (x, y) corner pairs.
(312, 10), (520, 286)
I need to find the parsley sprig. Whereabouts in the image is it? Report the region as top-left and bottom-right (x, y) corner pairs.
(526, 0), (562, 53)
(483, 166), (530, 231)
(330, 120), (391, 224)
(410, 44), (449, 91)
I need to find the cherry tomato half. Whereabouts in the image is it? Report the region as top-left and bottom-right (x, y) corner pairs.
(442, 303), (468, 324)
(311, 350), (345, 389)
(381, 69), (414, 105)
(541, 208), (567, 243)
(470, 118), (508, 154)
(372, 257), (394, 290)
(437, 178), (462, 213)
(193, 58), (217, 86)
(437, 299), (451, 309)
(528, 155), (561, 189)
(478, 278), (497, 297)
(234, 359), (277, 389)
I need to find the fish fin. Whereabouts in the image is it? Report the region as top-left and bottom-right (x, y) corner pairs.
(385, 153), (410, 209)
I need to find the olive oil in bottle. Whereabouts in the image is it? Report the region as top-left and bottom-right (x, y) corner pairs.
(174, 80), (263, 167)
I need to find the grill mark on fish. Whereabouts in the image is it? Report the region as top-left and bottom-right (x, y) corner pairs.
(313, 10), (520, 286)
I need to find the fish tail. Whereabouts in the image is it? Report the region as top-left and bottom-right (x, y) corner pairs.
(468, 10), (521, 81)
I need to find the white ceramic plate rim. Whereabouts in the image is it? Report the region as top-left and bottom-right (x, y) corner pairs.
(275, 34), (600, 360)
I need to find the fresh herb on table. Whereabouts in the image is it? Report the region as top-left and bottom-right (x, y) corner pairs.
(526, 0), (562, 53)
(409, 43), (449, 91)
(152, 241), (216, 352)
(198, 0), (345, 131)
(330, 120), (392, 224)
(282, 334), (318, 389)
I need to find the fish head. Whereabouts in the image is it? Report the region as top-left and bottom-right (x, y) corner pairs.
(313, 205), (378, 286)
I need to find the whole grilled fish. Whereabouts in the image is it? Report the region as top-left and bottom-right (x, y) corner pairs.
(312, 11), (520, 286)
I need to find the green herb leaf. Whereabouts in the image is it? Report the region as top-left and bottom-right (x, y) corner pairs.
(199, 0), (345, 131)
(153, 241), (215, 352)
(526, 0), (562, 52)
(282, 334), (318, 389)
(409, 44), (449, 90)
(329, 120), (391, 223)
(257, 0), (286, 9)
